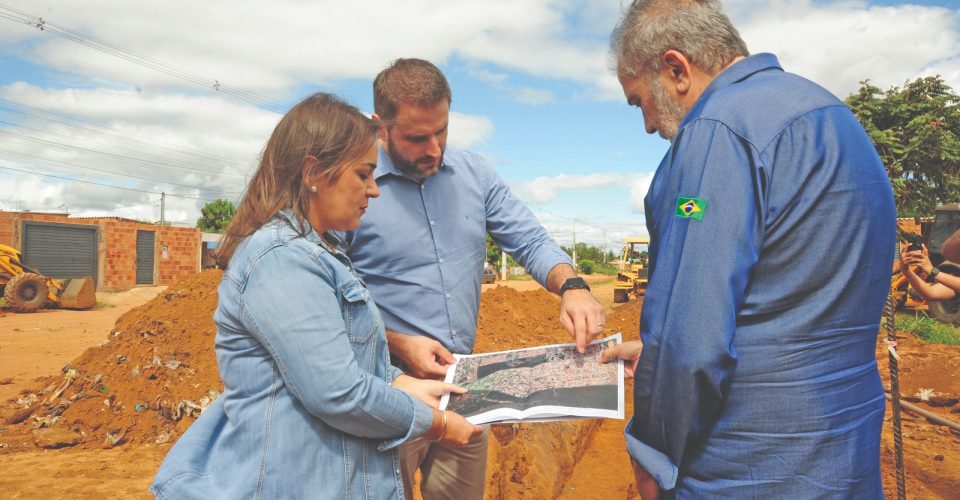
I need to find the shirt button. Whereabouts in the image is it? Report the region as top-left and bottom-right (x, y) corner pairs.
(439, 257), (444, 263)
(430, 220), (435, 225)
(446, 293), (451, 299)
(452, 330), (457, 335)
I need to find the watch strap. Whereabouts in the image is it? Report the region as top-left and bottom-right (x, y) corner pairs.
(560, 277), (590, 295)
(927, 267), (941, 284)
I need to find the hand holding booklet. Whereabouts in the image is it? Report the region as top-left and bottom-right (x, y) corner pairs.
(438, 333), (625, 425)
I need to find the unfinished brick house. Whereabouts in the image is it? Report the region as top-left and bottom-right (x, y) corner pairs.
(0, 210), (201, 291)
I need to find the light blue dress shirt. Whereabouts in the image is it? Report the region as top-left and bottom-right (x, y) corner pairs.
(626, 53), (895, 498)
(345, 145), (572, 354)
(150, 211), (432, 499)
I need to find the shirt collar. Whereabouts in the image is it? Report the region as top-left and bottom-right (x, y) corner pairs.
(276, 209), (347, 253)
(682, 53), (782, 125)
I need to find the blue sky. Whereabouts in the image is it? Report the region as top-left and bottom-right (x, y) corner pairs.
(0, 0), (958, 250)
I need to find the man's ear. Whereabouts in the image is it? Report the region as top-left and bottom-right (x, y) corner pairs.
(661, 50), (692, 95)
(372, 113), (388, 143)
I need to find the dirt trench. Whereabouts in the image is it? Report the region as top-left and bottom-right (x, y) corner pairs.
(0, 269), (958, 499)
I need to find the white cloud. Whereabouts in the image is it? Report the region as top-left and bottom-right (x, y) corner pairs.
(449, 112), (494, 149)
(729, 1), (960, 97)
(511, 171), (654, 214)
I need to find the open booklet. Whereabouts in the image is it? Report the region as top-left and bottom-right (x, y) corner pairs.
(438, 333), (624, 425)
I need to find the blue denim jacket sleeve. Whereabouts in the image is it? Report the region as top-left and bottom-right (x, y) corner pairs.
(481, 156), (573, 285)
(239, 244), (432, 449)
(630, 120), (763, 489)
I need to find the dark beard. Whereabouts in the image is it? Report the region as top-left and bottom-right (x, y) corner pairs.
(386, 139), (443, 182)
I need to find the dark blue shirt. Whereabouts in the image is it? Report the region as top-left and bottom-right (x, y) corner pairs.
(626, 53), (895, 497)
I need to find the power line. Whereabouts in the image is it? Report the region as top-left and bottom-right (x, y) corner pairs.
(0, 147), (243, 194)
(0, 164), (238, 201)
(0, 3), (287, 113)
(0, 97), (252, 169)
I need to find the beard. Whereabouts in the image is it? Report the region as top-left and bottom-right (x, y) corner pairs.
(650, 77), (685, 141)
(386, 139), (443, 182)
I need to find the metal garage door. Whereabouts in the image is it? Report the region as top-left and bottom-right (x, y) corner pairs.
(22, 222), (98, 284)
(136, 230), (155, 285)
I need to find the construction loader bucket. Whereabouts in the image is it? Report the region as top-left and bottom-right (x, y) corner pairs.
(58, 277), (96, 310)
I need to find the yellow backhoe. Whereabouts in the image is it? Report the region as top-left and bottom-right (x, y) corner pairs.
(0, 243), (96, 313)
(614, 237), (650, 303)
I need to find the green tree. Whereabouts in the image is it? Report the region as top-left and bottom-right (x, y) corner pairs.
(845, 76), (960, 216)
(485, 233), (500, 266)
(196, 199), (236, 233)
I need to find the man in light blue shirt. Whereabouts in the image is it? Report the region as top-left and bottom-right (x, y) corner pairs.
(601, 1), (894, 498)
(346, 58), (606, 500)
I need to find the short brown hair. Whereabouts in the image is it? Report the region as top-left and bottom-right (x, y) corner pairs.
(373, 58), (452, 123)
(218, 93), (378, 266)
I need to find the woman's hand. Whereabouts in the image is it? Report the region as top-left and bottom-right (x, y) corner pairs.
(391, 374), (466, 409)
(900, 244), (934, 274)
(426, 410), (483, 448)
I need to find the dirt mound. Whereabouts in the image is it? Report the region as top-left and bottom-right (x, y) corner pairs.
(1, 270), (223, 450)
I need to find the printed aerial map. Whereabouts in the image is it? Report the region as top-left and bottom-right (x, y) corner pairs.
(442, 334), (623, 423)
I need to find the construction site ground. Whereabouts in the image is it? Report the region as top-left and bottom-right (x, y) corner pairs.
(0, 272), (958, 499)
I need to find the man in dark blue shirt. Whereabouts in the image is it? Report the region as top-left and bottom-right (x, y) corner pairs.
(601, 1), (895, 497)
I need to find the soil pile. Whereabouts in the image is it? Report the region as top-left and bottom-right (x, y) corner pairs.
(1, 270), (224, 450)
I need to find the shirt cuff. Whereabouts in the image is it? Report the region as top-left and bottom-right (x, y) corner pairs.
(387, 365), (404, 383)
(377, 395), (433, 452)
(624, 417), (679, 491)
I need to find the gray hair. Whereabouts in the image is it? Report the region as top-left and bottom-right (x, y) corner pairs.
(611, 0), (749, 79)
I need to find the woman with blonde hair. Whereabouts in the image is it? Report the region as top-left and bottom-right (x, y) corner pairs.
(151, 93), (481, 499)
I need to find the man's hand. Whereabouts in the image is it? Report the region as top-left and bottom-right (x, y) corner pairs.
(559, 288), (607, 353)
(386, 330), (456, 379)
(391, 374), (466, 409)
(599, 340), (642, 378)
(631, 459), (661, 500)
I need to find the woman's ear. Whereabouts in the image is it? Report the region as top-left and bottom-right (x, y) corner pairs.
(301, 156), (319, 192)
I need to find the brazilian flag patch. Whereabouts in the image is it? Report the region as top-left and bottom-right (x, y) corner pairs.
(675, 197), (707, 221)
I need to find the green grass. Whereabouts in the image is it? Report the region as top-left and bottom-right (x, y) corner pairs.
(0, 297), (6, 308)
(894, 312), (960, 345)
(96, 301), (115, 308)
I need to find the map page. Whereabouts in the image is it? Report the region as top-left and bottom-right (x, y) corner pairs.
(439, 333), (624, 425)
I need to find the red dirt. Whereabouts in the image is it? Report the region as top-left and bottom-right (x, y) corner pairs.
(1, 273), (958, 499)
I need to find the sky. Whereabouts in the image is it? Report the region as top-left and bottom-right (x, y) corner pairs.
(0, 0), (958, 251)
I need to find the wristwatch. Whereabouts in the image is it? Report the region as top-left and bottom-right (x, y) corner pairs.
(926, 267), (941, 284)
(559, 277), (590, 295)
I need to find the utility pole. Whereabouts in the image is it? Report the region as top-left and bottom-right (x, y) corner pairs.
(160, 192), (166, 225)
(500, 249), (507, 282)
(601, 229), (607, 263)
(572, 222), (577, 267)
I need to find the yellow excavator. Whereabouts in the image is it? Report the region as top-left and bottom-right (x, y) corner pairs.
(614, 237), (650, 303)
(0, 243), (96, 313)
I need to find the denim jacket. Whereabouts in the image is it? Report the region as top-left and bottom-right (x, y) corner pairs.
(150, 211), (433, 500)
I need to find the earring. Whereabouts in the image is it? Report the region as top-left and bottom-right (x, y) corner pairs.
(309, 185), (317, 193)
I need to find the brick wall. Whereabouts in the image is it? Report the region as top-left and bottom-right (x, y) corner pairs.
(1, 211), (200, 291)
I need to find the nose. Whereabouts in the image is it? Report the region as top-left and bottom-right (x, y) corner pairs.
(367, 178), (380, 198)
(426, 136), (441, 158)
(643, 112), (657, 135)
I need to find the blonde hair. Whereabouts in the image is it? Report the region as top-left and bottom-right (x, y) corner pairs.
(218, 93), (377, 266)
